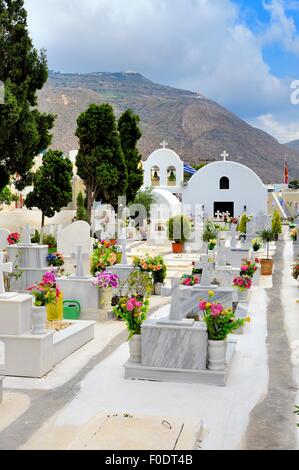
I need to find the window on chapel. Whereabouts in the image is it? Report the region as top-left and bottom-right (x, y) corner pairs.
(220, 177), (230, 190)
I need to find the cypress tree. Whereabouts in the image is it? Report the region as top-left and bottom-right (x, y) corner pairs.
(0, 0), (54, 190)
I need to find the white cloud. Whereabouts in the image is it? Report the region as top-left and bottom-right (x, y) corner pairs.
(262, 0), (299, 54)
(24, 0), (299, 140)
(253, 113), (299, 142)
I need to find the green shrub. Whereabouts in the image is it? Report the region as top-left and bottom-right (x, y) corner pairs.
(202, 221), (218, 243)
(272, 210), (282, 236)
(76, 191), (88, 222)
(238, 214), (249, 233)
(31, 229), (40, 244)
(167, 215), (191, 243)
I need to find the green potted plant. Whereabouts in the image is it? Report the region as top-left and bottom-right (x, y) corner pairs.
(113, 294), (150, 363)
(202, 221), (218, 253)
(292, 258), (299, 281)
(272, 210), (282, 241)
(252, 237), (262, 252)
(167, 215), (191, 254)
(28, 271), (60, 335)
(259, 229), (276, 275)
(199, 291), (248, 371)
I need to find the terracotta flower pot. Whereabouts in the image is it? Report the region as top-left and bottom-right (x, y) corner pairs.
(172, 242), (184, 254)
(260, 259), (274, 276)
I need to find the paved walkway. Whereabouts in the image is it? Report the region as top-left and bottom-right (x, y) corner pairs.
(0, 235), (298, 449)
(245, 236), (299, 449)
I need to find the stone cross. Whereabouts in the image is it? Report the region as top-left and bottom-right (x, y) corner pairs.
(160, 140), (169, 149)
(22, 224), (32, 245)
(200, 255), (212, 287)
(169, 278), (182, 321)
(121, 238), (128, 265)
(221, 150), (229, 162)
(215, 210), (222, 221)
(0, 252), (12, 295)
(71, 245), (89, 278)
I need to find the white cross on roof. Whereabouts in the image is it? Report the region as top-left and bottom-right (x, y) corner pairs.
(221, 150), (229, 162)
(160, 140), (169, 149)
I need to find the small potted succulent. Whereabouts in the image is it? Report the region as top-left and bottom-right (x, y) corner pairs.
(94, 270), (119, 309)
(167, 215), (191, 254)
(199, 291), (248, 371)
(28, 271), (61, 334)
(259, 229), (276, 275)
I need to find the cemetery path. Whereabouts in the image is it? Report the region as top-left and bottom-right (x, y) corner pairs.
(0, 301), (168, 450)
(245, 238), (298, 450)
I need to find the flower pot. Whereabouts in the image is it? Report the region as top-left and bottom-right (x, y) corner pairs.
(260, 259), (273, 276)
(218, 231), (227, 240)
(99, 287), (113, 309)
(31, 306), (47, 335)
(129, 334), (142, 363)
(47, 292), (63, 322)
(207, 340), (226, 371)
(172, 242), (184, 254)
(154, 283), (163, 295)
(238, 288), (249, 302)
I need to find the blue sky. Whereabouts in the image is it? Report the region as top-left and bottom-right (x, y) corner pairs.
(25, 0), (299, 143)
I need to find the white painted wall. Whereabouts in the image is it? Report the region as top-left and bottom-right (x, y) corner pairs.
(182, 161), (268, 217)
(143, 148), (184, 192)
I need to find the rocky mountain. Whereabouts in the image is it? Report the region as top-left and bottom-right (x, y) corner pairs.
(38, 72), (299, 183)
(285, 139), (299, 154)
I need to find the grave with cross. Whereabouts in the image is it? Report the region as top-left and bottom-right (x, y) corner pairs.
(71, 245), (90, 278)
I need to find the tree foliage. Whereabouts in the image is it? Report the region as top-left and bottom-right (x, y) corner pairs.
(76, 191), (88, 222)
(75, 103), (128, 222)
(0, 0), (55, 190)
(272, 210), (282, 236)
(25, 150), (73, 227)
(118, 109), (143, 204)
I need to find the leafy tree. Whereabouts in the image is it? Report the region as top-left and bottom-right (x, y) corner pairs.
(130, 187), (157, 221)
(0, 0), (55, 190)
(76, 191), (88, 222)
(288, 180), (299, 190)
(0, 185), (12, 206)
(75, 103), (128, 222)
(25, 150), (73, 230)
(118, 109), (143, 204)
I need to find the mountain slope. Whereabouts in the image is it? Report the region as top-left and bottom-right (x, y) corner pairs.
(285, 139), (299, 154)
(38, 72), (299, 183)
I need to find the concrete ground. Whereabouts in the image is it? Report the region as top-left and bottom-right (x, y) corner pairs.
(0, 231), (298, 449)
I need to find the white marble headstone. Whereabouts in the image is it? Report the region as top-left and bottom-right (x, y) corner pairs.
(57, 221), (92, 257)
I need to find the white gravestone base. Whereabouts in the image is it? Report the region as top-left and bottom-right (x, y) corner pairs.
(58, 277), (100, 310)
(0, 294), (32, 335)
(0, 320), (95, 378)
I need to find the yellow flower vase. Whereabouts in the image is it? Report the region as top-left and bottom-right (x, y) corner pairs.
(47, 292), (64, 322)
